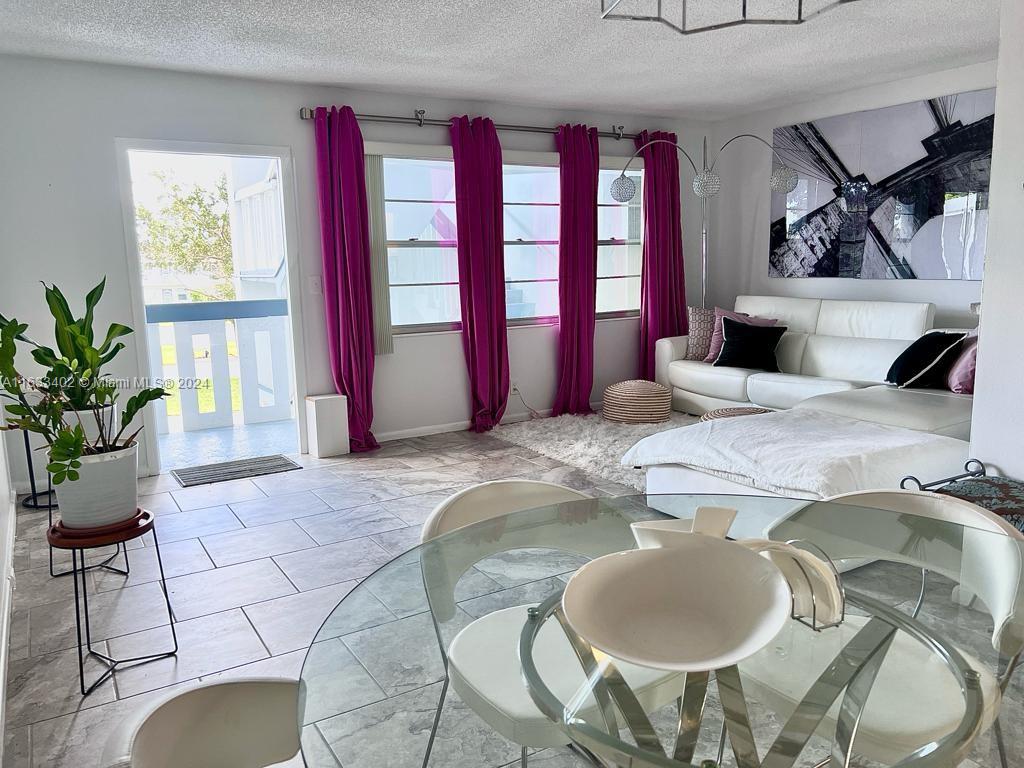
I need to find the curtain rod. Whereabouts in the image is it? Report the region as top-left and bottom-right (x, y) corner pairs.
(298, 107), (640, 141)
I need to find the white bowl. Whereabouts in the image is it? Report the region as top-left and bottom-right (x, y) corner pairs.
(630, 518), (694, 549)
(562, 537), (791, 671)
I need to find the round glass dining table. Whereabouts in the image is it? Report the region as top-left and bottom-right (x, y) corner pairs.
(296, 494), (1023, 768)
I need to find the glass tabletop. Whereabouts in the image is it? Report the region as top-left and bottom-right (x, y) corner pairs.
(297, 494), (1024, 768)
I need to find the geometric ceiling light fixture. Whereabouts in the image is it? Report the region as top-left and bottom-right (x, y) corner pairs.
(600, 0), (864, 36)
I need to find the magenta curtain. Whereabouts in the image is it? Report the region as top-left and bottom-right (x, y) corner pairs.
(552, 124), (600, 415)
(449, 115), (510, 432)
(313, 106), (379, 452)
(636, 130), (688, 380)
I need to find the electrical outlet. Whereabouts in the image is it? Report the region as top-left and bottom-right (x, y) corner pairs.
(510, 380), (521, 394)
(308, 275), (323, 295)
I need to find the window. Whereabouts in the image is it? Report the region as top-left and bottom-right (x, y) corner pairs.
(597, 168), (643, 315)
(380, 157), (643, 329)
(503, 165), (560, 320)
(382, 158), (460, 327)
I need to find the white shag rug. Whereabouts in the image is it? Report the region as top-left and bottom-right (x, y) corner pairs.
(495, 412), (697, 491)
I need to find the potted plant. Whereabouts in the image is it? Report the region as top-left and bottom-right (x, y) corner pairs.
(0, 279), (168, 528)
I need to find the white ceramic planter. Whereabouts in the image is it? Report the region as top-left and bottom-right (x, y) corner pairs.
(54, 442), (139, 528)
(68, 404), (118, 445)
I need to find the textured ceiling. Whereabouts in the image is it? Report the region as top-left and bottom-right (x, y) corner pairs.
(0, 0), (1000, 119)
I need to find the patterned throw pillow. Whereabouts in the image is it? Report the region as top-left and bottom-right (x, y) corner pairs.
(685, 306), (716, 361)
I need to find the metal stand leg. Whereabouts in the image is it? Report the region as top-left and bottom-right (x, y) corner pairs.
(21, 430), (57, 510)
(51, 533), (126, 579)
(421, 674), (449, 768)
(69, 532), (177, 697)
(994, 716), (1009, 768)
(521, 746), (528, 767)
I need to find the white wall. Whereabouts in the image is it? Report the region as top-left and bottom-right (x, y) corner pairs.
(0, 54), (709, 485)
(707, 61), (998, 327)
(971, 0), (1024, 477)
(0, 425), (14, 733)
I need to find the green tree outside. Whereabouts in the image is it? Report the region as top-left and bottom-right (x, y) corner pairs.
(135, 171), (236, 301)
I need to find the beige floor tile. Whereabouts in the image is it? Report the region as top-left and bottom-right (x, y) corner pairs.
(137, 491), (181, 515)
(3, 725), (30, 768)
(228, 490), (331, 527)
(106, 609), (268, 698)
(295, 505), (406, 546)
(153, 505), (242, 543)
(166, 558), (296, 621)
(274, 538), (392, 591)
(137, 473), (184, 495)
(7, 608), (29, 662)
(369, 526), (424, 556)
(200, 648), (307, 682)
(170, 478), (265, 511)
(92, 538), (214, 593)
(379, 490), (456, 526)
(5, 643), (116, 728)
(251, 468), (348, 497)
(29, 580), (172, 657)
(12, 565), (95, 611)
(200, 520), (317, 566)
(311, 481), (404, 511)
(243, 581), (358, 655)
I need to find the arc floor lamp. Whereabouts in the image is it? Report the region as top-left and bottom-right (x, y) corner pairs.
(610, 135), (801, 308)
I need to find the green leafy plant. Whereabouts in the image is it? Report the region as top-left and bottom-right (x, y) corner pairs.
(0, 279), (168, 483)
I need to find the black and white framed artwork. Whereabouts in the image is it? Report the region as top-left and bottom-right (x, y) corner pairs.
(769, 88), (995, 280)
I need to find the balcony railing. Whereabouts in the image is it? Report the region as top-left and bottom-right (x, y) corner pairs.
(144, 299), (293, 435)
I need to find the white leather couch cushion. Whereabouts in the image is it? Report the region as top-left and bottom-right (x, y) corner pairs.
(775, 332), (808, 374)
(815, 299), (934, 340)
(734, 296), (821, 334)
(747, 373), (860, 410)
(800, 335), (911, 383)
(668, 360), (754, 402)
(795, 385), (974, 440)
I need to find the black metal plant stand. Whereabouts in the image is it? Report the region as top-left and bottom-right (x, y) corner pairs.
(48, 509), (178, 696)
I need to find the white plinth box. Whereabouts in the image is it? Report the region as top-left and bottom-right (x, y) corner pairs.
(305, 395), (350, 458)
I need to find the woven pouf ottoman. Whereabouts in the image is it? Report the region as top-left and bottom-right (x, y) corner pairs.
(602, 380), (672, 424)
(700, 406), (773, 422)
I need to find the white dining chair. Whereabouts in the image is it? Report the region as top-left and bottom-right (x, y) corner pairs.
(748, 489), (1024, 767)
(100, 678), (301, 768)
(419, 480), (686, 768)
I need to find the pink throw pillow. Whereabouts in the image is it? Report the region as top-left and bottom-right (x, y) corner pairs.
(704, 307), (779, 363)
(947, 335), (978, 394)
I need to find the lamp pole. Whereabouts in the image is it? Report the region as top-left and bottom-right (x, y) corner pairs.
(611, 134), (799, 310)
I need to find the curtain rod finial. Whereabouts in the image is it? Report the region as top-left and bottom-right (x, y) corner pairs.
(299, 107), (314, 120)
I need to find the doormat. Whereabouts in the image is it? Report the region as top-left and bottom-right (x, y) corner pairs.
(171, 455), (301, 487)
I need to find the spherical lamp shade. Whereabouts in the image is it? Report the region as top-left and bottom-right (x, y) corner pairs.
(610, 174), (637, 203)
(769, 165), (800, 194)
(692, 169), (721, 198)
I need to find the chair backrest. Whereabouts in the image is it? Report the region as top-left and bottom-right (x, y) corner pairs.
(101, 678), (300, 768)
(420, 481), (614, 625)
(420, 479), (591, 543)
(823, 489), (1024, 656)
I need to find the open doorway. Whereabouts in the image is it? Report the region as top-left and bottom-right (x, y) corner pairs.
(123, 147), (303, 472)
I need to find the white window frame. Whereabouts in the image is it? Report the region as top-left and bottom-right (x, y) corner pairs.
(366, 142), (643, 334)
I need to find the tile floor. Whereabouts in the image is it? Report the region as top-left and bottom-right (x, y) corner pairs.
(3, 429), (1020, 767)
(3, 430), (633, 768)
(157, 418), (299, 471)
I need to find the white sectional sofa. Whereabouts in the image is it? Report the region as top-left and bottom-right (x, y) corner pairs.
(654, 295), (974, 441)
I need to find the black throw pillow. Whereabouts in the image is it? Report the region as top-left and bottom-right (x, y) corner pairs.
(714, 317), (788, 372)
(885, 331), (967, 389)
